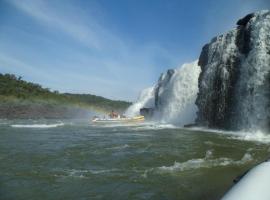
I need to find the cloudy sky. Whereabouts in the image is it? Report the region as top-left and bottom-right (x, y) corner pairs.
(0, 0), (269, 101)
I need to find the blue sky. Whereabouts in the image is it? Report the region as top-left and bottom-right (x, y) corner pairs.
(0, 0), (269, 101)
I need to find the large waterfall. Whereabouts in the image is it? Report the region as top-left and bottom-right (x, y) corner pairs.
(154, 61), (200, 125)
(126, 10), (270, 131)
(196, 10), (270, 131)
(235, 11), (270, 131)
(126, 60), (201, 126)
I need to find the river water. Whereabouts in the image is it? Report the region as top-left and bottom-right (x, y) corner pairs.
(0, 119), (269, 200)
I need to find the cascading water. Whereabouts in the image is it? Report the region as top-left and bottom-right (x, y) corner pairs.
(125, 87), (155, 117)
(125, 60), (201, 126)
(154, 60), (200, 125)
(195, 29), (241, 129)
(235, 11), (270, 131)
(127, 10), (270, 131)
(196, 10), (270, 131)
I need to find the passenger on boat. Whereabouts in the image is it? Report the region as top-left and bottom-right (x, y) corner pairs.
(109, 110), (119, 118)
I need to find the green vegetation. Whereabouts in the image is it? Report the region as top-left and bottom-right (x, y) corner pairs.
(0, 73), (131, 118)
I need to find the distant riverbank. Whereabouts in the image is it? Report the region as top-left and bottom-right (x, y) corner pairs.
(0, 74), (131, 119)
(0, 97), (92, 119)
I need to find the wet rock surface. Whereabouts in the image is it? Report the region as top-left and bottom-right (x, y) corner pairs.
(196, 10), (270, 131)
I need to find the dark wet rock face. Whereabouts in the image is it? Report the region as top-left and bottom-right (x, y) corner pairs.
(236, 13), (255, 26)
(154, 69), (175, 109)
(196, 10), (270, 131)
(196, 31), (241, 129)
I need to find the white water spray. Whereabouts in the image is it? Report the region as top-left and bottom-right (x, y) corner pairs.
(155, 60), (201, 125)
(125, 60), (201, 126)
(125, 86), (155, 117)
(235, 11), (270, 131)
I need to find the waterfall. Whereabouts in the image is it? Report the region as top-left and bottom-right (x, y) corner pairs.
(235, 11), (270, 131)
(125, 60), (201, 126)
(127, 10), (270, 131)
(196, 10), (270, 131)
(154, 60), (200, 125)
(125, 87), (155, 117)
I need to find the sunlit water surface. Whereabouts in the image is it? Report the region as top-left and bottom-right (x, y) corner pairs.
(0, 119), (269, 200)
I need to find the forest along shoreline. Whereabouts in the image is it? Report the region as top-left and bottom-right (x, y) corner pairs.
(0, 74), (131, 119)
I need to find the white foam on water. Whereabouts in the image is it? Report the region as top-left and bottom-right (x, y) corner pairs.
(92, 122), (142, 128)
(88, 169), (119, 175)
(187, 126), (270, 144)
(105, 122), (270, 145)
(106, 144), (130, 150)
(54, 168), (120, 178)
(157, 151), (253, 173)
(186, 126), (233, 134)
(228, 130), (270, 144)
(130, 122), (178, 131)
(67, 169), (88, 178)
(11, 123), (64, 128)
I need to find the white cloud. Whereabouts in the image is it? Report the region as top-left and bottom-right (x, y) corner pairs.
(8, 0), (105, 50)
(3, 0), (181, 100)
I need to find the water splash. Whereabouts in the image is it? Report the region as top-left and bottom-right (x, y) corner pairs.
(154, 60), (200, 125)
(235, 11), (270, 131)
(157, 151), (253, 173)
(125, 87), (155, 117)
(125, 60), (200, 126)
(196, 10), (270, 131)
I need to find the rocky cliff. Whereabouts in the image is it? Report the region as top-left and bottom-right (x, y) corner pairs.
(196, 10), (270, 131)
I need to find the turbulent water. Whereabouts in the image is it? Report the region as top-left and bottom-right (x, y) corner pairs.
(1, 119), (269, 200)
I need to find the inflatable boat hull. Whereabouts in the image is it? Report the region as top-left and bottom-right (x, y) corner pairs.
(221, 161), (270, 200)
